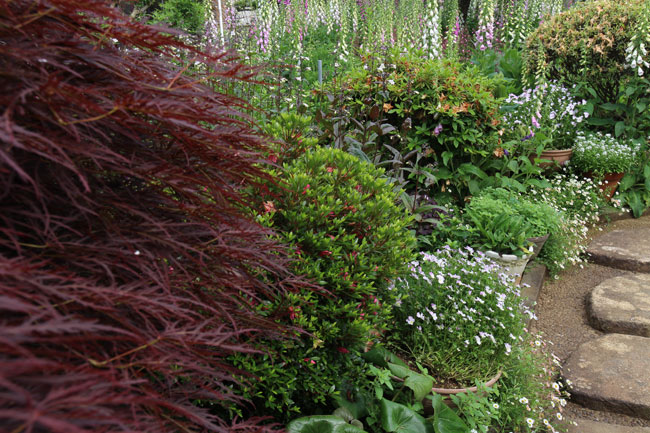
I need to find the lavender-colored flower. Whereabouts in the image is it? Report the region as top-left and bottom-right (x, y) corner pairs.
(433, 123), (443, 136)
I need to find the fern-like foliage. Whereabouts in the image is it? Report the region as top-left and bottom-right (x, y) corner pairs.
(0, 1), (307, 431)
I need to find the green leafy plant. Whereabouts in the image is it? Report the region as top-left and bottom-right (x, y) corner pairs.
(389, 248), (532, 384)
(262, 111), (319, 164)
(492, 333), (572, 433)
(571, 131), (640, 175)
(234, 147), (416, 420)
(315, 52), (503, 205)
(526, 169), (614, 275)
(287, 346), (473, 433)
(461, 188), (564, 256)
(617, 149), (650, 217)
(525, 0), (647, 104)
(500, 81), (589, 154)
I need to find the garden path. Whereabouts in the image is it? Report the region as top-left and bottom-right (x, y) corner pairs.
(539, 215), (650, 432)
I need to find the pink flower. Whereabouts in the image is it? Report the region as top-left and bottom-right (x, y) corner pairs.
(532, 116), (540, 129)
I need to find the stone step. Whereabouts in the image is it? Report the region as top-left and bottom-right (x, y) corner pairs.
(568, 418), (650, 433)
(587, 229), (650, 272)
(563, 334), (650, 420)
(587, 274), (650, 337)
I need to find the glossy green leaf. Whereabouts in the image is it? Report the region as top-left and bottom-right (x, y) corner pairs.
(380, 399), (431, 433)
(615, 121), (625, 138)
(387, 362), (411, 379)
(430, 394), (469, 433)
(287, 416), (363, 433)
(404, 371), (434, 401)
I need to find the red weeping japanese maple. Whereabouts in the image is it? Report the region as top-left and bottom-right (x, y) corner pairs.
(0, 1), (308, 431)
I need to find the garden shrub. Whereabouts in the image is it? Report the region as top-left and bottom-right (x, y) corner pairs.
(236, 147), (416, 420)
(315, 53), (504, 205)
(525, 0), (647, 106)
(0, 1), (307, 431)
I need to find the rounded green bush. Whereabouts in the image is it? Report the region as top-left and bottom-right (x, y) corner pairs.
(234, 147), (416, 420)
(525, 0), (647, 103)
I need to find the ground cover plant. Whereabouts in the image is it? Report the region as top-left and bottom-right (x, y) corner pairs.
(389, 247), (532, 383)
(0, 1), (310, 431)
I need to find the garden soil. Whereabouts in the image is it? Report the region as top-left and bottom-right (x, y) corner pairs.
(531, 213), (650, 428)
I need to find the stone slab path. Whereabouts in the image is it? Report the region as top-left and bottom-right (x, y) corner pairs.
(587, 228), (650, 272)
(568, 418), (650, 433)
(587, 274), (650, 337)
(563, 333), (650, 420)
(560, 222), (650, 430)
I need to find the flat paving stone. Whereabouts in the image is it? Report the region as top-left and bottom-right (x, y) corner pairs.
(587, 274), (650, 337)
(587, 229), (650, 272)
(568, 418), (650, 433)
(563, 333), (650, 420)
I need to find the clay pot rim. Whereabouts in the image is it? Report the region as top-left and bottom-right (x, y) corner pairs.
(392, 369), (503, 395)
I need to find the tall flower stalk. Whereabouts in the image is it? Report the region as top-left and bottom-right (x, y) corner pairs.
(475, 0), (495, 50)
(626, 0), (650, 76)
(422, 0), (442, 59)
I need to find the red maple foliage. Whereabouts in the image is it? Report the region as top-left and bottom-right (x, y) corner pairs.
(0, 1), (307, 431)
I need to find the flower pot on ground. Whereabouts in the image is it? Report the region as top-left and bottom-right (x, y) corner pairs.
(484, 250), (532, 285)
(501, 81), (589, 164)
(536, 148), (573, 169)
(526, 233), (549, 261)
(571, 131), (640, 201)
(585, 171), (626, 201)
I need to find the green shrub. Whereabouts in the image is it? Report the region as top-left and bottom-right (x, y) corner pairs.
(315, 53), (504, 205)
(525, 0), (646, 104)
(234, 147), (416, 420)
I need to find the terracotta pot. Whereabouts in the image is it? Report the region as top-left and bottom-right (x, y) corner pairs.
(585, 172), (625, 201)
(422, 370), (503, 413)
(530, 149), (573, 170)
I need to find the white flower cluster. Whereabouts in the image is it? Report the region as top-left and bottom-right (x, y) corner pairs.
(421, 0), (442, 60)
(625, 0), (650, 76)
(572, 131), (640, 175)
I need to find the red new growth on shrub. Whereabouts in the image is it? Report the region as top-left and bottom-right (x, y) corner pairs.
(0, 1), (307, 432)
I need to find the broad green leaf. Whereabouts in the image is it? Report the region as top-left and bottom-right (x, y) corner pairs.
(442, 151), (454, 167)
(361, 346), (408, 368)
(619, 173), (636, 191)
(287, 416), (347, 433)
(587, 117), (615, 126)
(600, 102), (624, 111)
(627, 192), (645, 218)
(387, 362), (412, 379)
(404, 371), (434, 401)
(380, 399), (431, 433)
(636, 101), (647, 113)
(644, 163), (650, 179)
(430, 394), (469, 433)
(615, 121), (625, 138)
(458, 163), (487, 179)
(334, 424), (366, 433)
